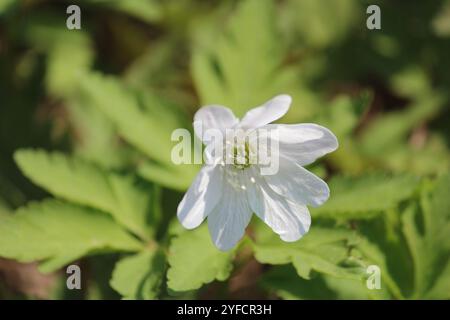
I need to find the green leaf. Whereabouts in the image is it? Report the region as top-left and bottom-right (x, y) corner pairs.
(354, 175), (450, 299)
(67, 97), (131, 169)
(14, 149), (153, 240)
(281, 0), (359, 49)
(359, 93), (444, 156)
(432, 0), (450, 37)
(390, 67), (433, 100)
(319, 91), (372, 139)
(80, 73), (173, 164)
(261, 265), (377, 300)
(110, 249), (165, 299)
(312, 174), (420, 219)
(192, 0), (320, 120)
(378, 134), (450, 175)
(85, 255), (123, 300)
(352, 233), (405, 299)
(23, 13), (81, 51)
(402, 175), (450, 299)
(45, 33), (93, 97)
(0, 198), (11, 217)
(261, 265), (337, 299)
(0, 0), (15, 14)
(80, 73), (198, 190)
(0, 200), (143, 273)
(254, 225), (362, 280)
(83, 0), (162, 23)
(167, 225), (235, 292)
(17, 13), (94, 97)
(138, 161), (198, 192)
(425, 262), (450, 299)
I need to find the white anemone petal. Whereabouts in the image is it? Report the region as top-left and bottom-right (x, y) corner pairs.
(258, 123), (338, 167)
(239, 94), (291, 129)
(264, 155), (330, 207)
(207, 177), (252, 251)
(177, 165), (223, 229)
(248, 175), (311, 242)
(193, 105), (238, 143)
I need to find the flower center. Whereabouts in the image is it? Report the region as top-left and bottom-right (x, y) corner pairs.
(231, 141), (253, 170)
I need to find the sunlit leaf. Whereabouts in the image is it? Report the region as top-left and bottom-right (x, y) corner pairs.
(254, 225), (362, 280)
(14, 149), (154, 240)
(80, 73), (198, 190)
(312, 174), (420, 219)
(280, 0), (359, 49)
(355, 175), (450, 299)
(0, 200), (143, 273)
(167, 225), (235, 292)
(192, 0), (320, 120)
(359, 94), (445, 156)
(110, 249), (165, 299)
(83, 0), (162, 23)
(261, 265), (385, 300)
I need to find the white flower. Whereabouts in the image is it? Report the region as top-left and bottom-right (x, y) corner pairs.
(177, 94), (338, 251)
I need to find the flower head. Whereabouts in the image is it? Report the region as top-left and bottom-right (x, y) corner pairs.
(177, 95), (338, 251)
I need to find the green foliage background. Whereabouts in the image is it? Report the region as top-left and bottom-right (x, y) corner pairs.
(0, 0), (449, 299)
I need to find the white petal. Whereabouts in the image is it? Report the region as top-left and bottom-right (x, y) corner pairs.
(238, 94), (291, 129)
(249, 176), (311, 242)
(177, 165), (223, 229)
(207, 178), (252, 251)
(193, 105), (238, 143)
(260, 123), (338, 166)
(242, 167), (264, 215)
(263, 155), (330, 207)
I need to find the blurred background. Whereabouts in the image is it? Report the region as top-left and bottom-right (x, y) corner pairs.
(0, 0), (449, 300)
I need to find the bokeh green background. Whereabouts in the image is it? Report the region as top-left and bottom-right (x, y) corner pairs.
(0, 0), (449, 299)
